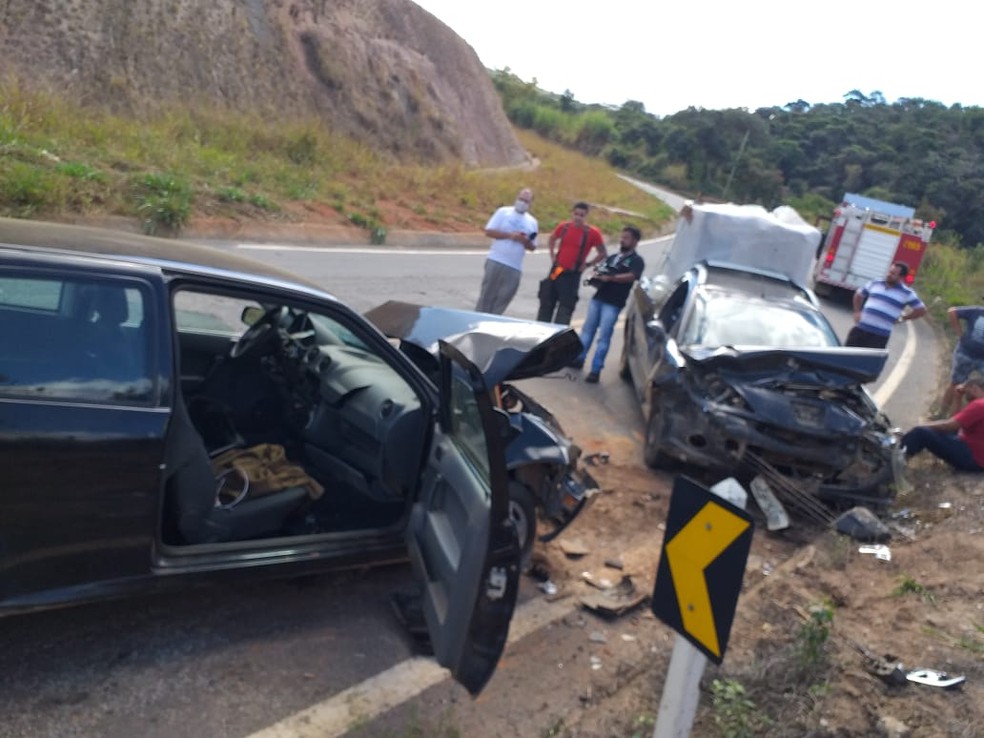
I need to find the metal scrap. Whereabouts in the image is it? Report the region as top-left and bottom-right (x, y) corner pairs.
(906, 668), (966, 689)
(579, 575), (647, 618)
(858, 544), (892, 561)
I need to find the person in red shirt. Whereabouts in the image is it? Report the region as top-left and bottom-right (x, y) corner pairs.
(536, 202), (606, 325)
(901, 375), (984, 471)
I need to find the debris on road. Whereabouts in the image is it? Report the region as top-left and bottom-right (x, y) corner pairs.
(835, 506), (892, 542)
(858, 544), (892, 561)
(579, 575), (647, 618)
(749, 475), (790, 531)
(905, 668), (966, 689)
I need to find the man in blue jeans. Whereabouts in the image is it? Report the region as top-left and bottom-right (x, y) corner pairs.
(570, 226), (644, 383)
(901, 375), (984, 471)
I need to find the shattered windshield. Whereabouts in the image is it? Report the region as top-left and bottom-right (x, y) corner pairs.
(679, 291), (838, 348)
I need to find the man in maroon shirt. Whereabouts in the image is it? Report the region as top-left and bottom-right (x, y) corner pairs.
(901, 375), (984, 471)
(536, 202), (606, 325)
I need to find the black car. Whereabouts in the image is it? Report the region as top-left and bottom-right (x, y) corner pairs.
(0, 217), (568, 694)
(619, 260), (901, 515)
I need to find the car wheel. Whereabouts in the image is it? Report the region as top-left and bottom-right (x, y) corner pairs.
(508, 481), (537, 568)
(643, 393), (668, 469)
(618, 319), (632, 382)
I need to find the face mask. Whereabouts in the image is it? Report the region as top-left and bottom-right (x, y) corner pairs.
(514, 199), (530, 214)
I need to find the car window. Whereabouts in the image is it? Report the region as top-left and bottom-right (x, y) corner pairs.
(173, 291), (261, 333)
(679, 292), (837, 348)
(448, 371), (492, 486)
(0, 276), (64, 310)
(0, 273), (154, 404)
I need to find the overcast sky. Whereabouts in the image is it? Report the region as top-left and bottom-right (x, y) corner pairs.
(412, 0), (979, 117)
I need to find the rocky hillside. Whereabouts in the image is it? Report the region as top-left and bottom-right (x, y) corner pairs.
(0, 0), (527, 166)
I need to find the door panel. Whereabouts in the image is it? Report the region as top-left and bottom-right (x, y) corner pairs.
(0, 270), (167, 610)
(407, 340), (519, 695)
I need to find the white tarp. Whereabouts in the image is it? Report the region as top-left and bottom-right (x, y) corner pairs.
(659, 202), (821, 285)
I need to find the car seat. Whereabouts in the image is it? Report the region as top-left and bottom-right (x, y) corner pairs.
(74, 284), (142, 381)
(163, 391), (308, 545)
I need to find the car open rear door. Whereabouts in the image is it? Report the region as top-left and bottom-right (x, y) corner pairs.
(406, 339), (520, 695)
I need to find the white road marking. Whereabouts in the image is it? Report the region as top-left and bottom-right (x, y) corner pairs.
(872, 321), (918, 408)
(244, 596), (577, 738)
(237, 244), (495, 256)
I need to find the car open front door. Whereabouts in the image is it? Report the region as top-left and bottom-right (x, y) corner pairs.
(406, 339), (520, 695)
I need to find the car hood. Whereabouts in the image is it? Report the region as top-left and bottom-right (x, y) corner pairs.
(365, 301), (582, 385)
(681, 345), (888, 384)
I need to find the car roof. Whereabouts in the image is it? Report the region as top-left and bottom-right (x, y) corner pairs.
(0, 217), (328, 295)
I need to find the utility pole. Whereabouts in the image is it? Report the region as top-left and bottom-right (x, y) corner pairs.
(722, 129), (750, 200)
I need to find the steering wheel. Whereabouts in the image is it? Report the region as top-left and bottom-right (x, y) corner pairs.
(229, 307), (283, 360)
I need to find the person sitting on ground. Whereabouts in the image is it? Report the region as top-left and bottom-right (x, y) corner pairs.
(901, 374), (984, 471)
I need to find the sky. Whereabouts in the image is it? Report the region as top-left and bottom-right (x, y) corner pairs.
(411, 0), (979, 117)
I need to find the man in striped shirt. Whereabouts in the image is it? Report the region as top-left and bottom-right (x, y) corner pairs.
(845, 261), (927, 350)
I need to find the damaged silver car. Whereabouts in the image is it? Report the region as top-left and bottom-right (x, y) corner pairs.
(619, 260), (902, 516)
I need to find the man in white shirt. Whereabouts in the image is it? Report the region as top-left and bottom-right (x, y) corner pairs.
(475, 187), (538, 314)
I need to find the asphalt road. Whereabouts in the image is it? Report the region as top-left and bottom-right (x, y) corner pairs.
(227, 237), (940, 429)
(0, 236), (941, 738)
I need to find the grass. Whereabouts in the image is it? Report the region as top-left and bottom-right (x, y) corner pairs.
(0, 81), (675, 238)
(892, 573), (938, 605)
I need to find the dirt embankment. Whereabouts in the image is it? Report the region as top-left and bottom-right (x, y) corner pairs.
(0, 0), (527, 167)
(550, 455), (984, 738)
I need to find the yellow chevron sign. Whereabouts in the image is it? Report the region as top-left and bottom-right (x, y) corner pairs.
(651, 476), (754, 664)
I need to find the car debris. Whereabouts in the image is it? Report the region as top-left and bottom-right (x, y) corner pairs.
(863, 656), (966, 689)
(858, 544), (892, 561)
(906, 668), (966, 689)
(835, 506), (892, 542)
(863, 653), (908, 685)
(582, 571), (615, 589)
(748, 475), (790, 531)
(538, 580), (559, 596)
(579, 575), (647, 618)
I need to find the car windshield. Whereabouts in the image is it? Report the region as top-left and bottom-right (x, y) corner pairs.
(679, 291), (838, 348)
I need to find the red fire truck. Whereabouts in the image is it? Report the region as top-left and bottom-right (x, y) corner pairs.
(813, 193), (935, 295)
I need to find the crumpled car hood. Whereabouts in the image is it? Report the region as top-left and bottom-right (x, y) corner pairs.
(681, 345), (888, 385)
(365, 301), (582, 385)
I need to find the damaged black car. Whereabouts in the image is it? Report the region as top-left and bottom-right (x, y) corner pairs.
(619, 260), (903, 516)
(0, 217), (539, 695)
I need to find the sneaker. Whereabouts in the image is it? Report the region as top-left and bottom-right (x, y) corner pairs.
(567, 359), (584, 370)
(584, 371), (600, 383)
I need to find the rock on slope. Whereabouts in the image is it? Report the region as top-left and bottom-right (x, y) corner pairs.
(0, 0), (527, 166)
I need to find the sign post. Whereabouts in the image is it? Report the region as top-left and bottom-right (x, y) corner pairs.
(651, 477), (754, 738)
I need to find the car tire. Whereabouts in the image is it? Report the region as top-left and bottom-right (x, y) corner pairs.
(643, 393), (668, 469)
(618, 320), (632, 381)
(507, 481), (537, 568)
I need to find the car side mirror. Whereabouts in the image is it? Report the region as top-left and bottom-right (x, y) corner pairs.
(241, 305), (265, 326)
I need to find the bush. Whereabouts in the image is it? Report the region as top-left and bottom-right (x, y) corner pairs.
(135, 172), (192, 234)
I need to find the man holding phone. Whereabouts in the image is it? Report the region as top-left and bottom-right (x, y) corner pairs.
(475, 187), (538, 315)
